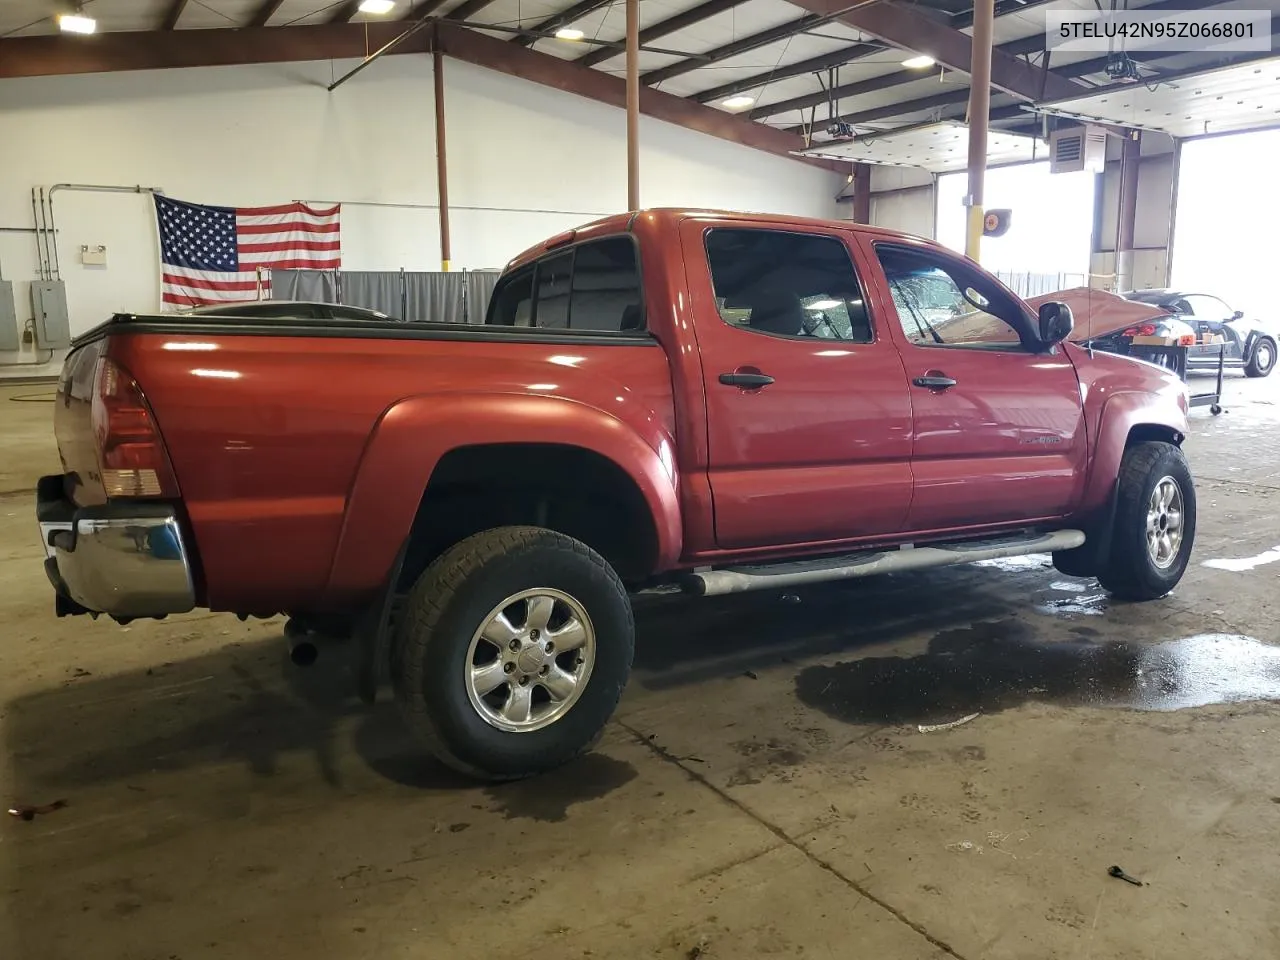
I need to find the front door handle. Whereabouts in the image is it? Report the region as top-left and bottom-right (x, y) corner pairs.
(719, 372), (775, 388)
(913, 374), (957, 389)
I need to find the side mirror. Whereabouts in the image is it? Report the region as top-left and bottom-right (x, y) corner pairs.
(1038, 301), (1074, 346)
(1232, 310), (1244, 321)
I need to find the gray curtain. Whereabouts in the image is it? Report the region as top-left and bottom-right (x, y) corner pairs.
(270, 269), (501, 324)
(464, 271), (501, 324)
(271, 270), (337, 304)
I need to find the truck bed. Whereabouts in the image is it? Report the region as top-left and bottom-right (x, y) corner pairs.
(56, 313), (675, 611)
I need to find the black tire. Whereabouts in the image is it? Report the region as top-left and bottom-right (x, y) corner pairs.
(1245, 337), (1276, 378)
(393, 526), (634, 781)
(1098, 442), (1196, 601)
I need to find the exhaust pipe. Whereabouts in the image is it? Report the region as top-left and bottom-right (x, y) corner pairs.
(284, 618), (319, 667)
(289, 639), (318, 667)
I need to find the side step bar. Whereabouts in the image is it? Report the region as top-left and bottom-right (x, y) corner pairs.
(682, 529), (1086, 597)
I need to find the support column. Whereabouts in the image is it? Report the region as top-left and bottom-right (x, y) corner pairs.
(1115, 130), (1142, 293)
(433, 44), (452, 272)
(964, 0), (994, 261)
(625, 0), (640, 210)
(852, 162), (872, 224)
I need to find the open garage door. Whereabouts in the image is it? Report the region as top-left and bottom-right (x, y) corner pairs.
(1171, 129), (1280, 321)
(935, 161), (1095, 297)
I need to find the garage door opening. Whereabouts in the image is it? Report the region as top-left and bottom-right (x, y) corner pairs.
(936, 161), (1095, 297)
(1171, 128), (1280, 319)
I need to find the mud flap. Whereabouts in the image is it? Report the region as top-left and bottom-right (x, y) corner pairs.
(353, 538), (409, 705)
(1053, 481), (1119, 578)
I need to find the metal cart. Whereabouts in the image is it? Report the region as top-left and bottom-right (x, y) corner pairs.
(1122, 342), (1226, 415)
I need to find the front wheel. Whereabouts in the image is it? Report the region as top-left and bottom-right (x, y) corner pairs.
(1245, 337), (1276, 378)
(393, 526), (634, 781)
(1098, 442), (1196, 601)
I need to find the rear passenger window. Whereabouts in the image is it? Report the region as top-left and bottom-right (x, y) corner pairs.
(704, 229), (872, 342)
(489, 266), (534, 327)
(487, 237), (644, 333)
(570, 237), (643, 332)
(534, 253), (573, 329)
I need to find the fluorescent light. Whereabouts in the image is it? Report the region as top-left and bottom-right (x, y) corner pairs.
(555, 27), (585, 40)
(358, 0), (397, 12)
(57, 13), (96, 34)
(722, 95), (756, 110)
(902, 55), (935, 69)
(807, 299), (843, 310)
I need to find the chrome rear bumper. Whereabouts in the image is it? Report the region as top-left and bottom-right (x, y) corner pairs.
(37, 475), (196, 619)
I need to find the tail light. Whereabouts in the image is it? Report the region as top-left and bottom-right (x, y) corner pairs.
(91, 358), (180, 499)
(1122, 323), (1158, 337)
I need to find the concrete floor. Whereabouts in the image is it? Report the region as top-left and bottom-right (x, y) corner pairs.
(2, 373), (1280, 960)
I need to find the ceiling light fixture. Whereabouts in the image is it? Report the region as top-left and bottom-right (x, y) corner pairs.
(555, 28), (585, 40)
(902, 55), (936, 69)
(722, 95), (755, 110)
(57, 12), (97, 34)
(358, 0), (397, 14)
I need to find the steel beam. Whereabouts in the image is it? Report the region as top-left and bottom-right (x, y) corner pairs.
(399, 0), (450, 20)
(245, 0), (287, 28)
(786, 88), (972, 132)
(162, 0), (190, 30)
(0, 18), (838, 170)
(434, 24), (842, 170)
(445, 0), (501, 23)
(642, 14), (824, 87)
(700, 0), (1229, 111)
(577, 0), (745, 68)
(783, 0), (1081, 102)
(746, 34), (1049, 120)
(693, 42), (881, 104)
(514, 0), (614, 47)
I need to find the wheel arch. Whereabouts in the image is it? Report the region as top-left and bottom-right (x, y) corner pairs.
(326, 393), (682, 599)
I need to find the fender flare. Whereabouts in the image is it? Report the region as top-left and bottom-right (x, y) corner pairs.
(326, 393), (682, 596)
(1081, 391), (1186, 512)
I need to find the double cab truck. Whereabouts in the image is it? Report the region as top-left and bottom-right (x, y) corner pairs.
(38, 210), (1195, 780)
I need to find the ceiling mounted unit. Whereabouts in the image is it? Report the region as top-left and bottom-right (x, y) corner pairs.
(1049, 125), (1106, 174)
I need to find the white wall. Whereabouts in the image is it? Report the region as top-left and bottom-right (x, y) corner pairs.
(0, 54), (841, 377)
(868, 165), (936, 238)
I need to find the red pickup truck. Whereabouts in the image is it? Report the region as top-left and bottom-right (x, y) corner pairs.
(38, 210), (1194, 780)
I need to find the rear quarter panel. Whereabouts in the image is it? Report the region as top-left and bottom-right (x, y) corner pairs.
(111, 331), (676, 612)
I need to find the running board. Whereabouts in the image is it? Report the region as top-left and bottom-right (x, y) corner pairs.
(682, 530), (1086, 597)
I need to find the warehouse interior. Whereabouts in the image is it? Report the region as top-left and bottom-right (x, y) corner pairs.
(4, 0), (1280, 957)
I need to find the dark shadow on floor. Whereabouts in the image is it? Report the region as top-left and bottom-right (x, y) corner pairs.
(631, 563), (1021, 689)
(4, 559), (1051, 797)
(3, 629), (473, 797)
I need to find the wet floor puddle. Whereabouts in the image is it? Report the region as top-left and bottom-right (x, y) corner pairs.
(796, 619), (1280, 725)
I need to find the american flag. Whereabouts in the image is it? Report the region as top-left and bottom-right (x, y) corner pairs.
(154, 195), (341, 309)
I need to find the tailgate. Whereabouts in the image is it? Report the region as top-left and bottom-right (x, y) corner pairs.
(53, 337), (108, 507)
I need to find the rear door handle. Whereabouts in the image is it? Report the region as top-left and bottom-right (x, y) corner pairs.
(913, 375), (957, 389)
(719, 372), (775, 388)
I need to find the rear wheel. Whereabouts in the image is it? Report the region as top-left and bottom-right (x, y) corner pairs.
(1098, 442), (1196, 601)
(393, 526), (634, 781)
(1245, 337), (1276, 378)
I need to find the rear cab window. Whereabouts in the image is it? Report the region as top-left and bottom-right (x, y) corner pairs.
(487, 236), (644, 334)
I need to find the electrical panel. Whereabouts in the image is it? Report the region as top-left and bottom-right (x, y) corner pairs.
(1049, 125), (1106, 174)
(30, 281), (71, 349)
(0, 280), (18, 352)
